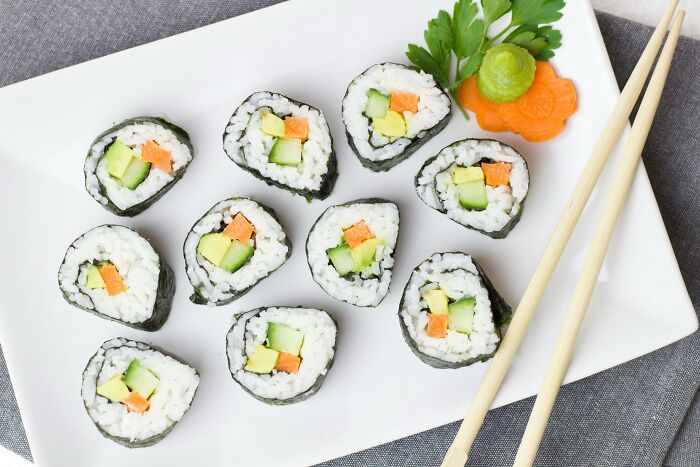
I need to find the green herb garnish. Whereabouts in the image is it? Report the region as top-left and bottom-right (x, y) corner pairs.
(406, 0), (565, 119)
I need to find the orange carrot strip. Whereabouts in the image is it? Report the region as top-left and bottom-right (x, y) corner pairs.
(98, 265), (126, 296)
(497, 61), (577, 142)
(426, 313), (448, 338)
(123, 391), (149, 414)
(343, 220), (374, 248)
(284, 116), (309, 141)
(222, 213), (255, 243)
(390, 91), (420, 113)
(481, 162), (512, 187)
(141, 140), (172, 174)
(457, 75), (508, 132)
(275, 352), (301, 373)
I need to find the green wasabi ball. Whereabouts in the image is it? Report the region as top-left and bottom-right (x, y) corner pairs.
(477, 43), (536, 104)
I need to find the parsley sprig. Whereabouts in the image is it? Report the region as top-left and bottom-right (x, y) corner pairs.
(406, 0), (565, 119)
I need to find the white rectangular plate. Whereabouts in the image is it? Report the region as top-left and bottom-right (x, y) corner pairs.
(0, 1), (695, 466)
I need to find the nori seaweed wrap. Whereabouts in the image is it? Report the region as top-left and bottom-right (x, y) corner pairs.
(415, 138), (530, 239)
(57, 224), (174, 332)
(184, 197), (291, 306)
(306, 198), (400, 307)
(342, 62), (451, 171)
(398, 252), (512, 369)
(226, 306), (337, 405)
(84, 117), (194, 216)
(222, 92), (337, 200)
(81, 338), (199, 447)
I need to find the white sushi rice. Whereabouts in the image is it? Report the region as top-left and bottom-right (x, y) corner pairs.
(416, 139), (529, 233)
(400, 253), (500, 364)
(85, 121), (192, 210)
(58, 225), (161, 324)
(223, 92), (333, 191)
(82, 338), (199, 443)
(307, 200), (399, 307)
(342, 63), (451, 163)
(227, 307), (336, 402)
(184, 198), (289, 305)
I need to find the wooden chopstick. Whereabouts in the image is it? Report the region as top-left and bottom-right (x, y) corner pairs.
(512, 10), (686, 467)
(440, 2), (680, 466)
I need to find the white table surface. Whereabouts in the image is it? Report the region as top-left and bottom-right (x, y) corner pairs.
(1, 0), (697, 465)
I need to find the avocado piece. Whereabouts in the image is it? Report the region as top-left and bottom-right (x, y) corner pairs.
(120, 157), (151, 190)
(105, 140), (135, 179)
(269, 137), (302, 166)
(267, 322), (305, 356)
(458, 180), (488, 211)
(96, 375), (130, 403)
(86, 265), (106, 289)
(261, 111), (286, 137)
(327, 244), (355, 276)
(350, 237), (380, 272)
(372, 110), (406, 137)
(448, 297), (475, 333)
(245, 345), (279, 374)
(364, 88), (390, 119)
(452, 166), (485, 184)
(422, 288), (449, 314)
(220, 240), (254, 273)
(197, 233), (232, 266)
(123, 359), (159, 399)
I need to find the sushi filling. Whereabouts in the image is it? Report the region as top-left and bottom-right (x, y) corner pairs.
(84, 262), (127, 296)
(420, 286), (477, 339)
(245, 323), (305, 374)
(58, 225), (161, 324)
(326, 220), (381, 279)
(227, 307), (337, 403)
(307, 200), (399, 307)
(365, 89), (419, 141)
(400, 253), (503, 365)
(184, 198), (290, 305)
(259, 110), (308, 167)
(416, 139), (529, 235)
(86, 121), (192, 210)
(95, 359), (160, 415)
(82, 338), (199, 444)
(223, 92), (334, 194)
(343, 63), (450, 164)
(197, 213), (256, 275)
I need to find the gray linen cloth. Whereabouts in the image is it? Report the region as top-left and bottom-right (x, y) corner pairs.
(0, 2), (698, 466)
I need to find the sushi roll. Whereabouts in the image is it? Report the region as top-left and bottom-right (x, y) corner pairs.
(81, 338), (199, 447)
(184, 197), (291, 306)
(226, 306), (337, 405)
(398, 252), (512, 369)
(306, 199), (399, 307)
(415, 138), (529, 239)
(57, 225), (174, 331)
(222, 92), (337, 200)
(342, 63), (451, 171)
(84, 117), (193, 216)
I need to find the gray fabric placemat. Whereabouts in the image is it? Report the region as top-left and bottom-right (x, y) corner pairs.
(1, 2), (698, 466)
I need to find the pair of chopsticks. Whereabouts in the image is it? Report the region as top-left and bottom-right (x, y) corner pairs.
(442, 2), (686, 466)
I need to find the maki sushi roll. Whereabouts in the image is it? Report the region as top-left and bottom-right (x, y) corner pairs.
(81, 338), (199, 447)
(415, 138), (529, 239)
(342, 63), (451, 171)
(84, 117), (193, 216)
(223, 92), (337, 200)
(184, 197), (291, 306)
(226, 306), (337, 405)
(306, 199), (399, 307)
(398, 252), (512, 369)
(57, 225), (174, 331)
